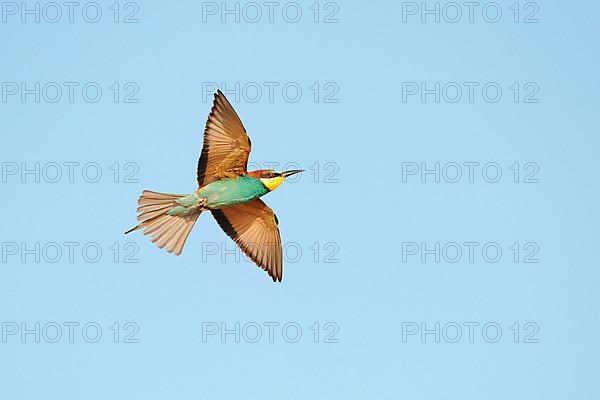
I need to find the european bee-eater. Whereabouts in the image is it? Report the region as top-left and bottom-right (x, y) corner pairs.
(126, 90), (302, 282)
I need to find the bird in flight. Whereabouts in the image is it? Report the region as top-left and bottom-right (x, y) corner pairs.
(126, 90), (303, 281)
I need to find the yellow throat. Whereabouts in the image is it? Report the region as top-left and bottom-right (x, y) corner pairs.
(260, 176), (285, 191)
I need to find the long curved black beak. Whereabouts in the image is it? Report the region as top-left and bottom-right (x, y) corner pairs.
(281, 170), (304, 178)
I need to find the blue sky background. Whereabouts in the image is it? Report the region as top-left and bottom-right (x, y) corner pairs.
(1, 1), (599, 399)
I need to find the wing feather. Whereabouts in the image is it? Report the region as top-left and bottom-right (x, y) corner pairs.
(197, 90), (251, 186)
(211, 199), (283, 282)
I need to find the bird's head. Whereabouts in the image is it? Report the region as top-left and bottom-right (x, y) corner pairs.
(249, 169), (304, 191)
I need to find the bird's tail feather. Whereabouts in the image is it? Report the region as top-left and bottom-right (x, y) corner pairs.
(125, 190), (200, 255)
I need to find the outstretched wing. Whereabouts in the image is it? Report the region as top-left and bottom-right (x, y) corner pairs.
(197, 90), (251, 186)
(211, 199), (283, 282)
